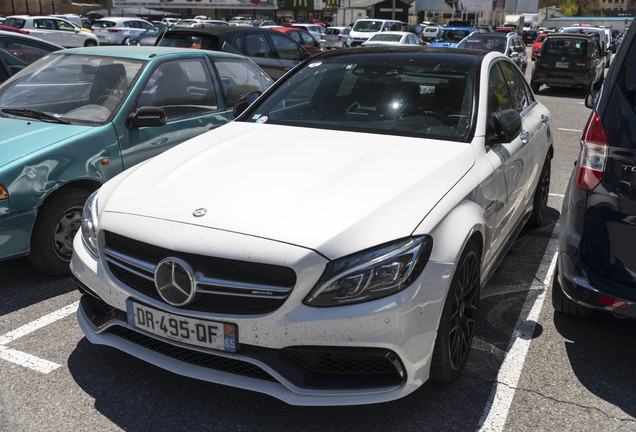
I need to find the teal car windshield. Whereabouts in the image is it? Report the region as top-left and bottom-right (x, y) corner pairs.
(0, 53), (145, 126)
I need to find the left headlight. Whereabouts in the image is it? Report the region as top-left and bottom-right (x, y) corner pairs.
(81, 190), (99, 257)
(304, 236), (433, 307)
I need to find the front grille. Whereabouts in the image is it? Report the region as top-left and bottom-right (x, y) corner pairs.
(102, 231), (297, 315)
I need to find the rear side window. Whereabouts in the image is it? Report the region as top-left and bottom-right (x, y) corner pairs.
(269, 33), (303, 60)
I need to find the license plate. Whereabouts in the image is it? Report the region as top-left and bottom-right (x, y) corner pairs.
(555, 61), (569, 68)
(126, 300), (238, 352)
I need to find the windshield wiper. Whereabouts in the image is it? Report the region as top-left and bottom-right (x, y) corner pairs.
(1, 108), (70, 124)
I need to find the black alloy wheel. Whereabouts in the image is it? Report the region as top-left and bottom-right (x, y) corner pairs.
(431, 240), (481, 382)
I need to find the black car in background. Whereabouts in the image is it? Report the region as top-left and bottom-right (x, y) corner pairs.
(552, 23), (636, 319)
(530, 33), (605, 94)
(0, 29), (63, 64)
(156, 26), (311, 80)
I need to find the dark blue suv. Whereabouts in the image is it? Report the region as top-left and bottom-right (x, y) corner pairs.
(553, 23), (636, 318)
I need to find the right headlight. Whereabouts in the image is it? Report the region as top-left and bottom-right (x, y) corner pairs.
(303, 236), (433, 307)
(81, 190), (100, 257)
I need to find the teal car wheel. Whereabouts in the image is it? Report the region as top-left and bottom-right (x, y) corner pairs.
(29, 188), (91, 276)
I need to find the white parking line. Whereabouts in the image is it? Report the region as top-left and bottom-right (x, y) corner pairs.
(0, 301), (79, 373)
(477, 222), (559, 432)
(557, 128), (583, 133)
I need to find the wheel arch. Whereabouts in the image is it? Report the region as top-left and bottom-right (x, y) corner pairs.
(416, 199), (486, 271)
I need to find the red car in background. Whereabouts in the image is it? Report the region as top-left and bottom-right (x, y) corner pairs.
(532, 33), (549, 61)
(270, 26), (326, 56)
(0, 25), (30, 35)
(310, 19), (326, 27)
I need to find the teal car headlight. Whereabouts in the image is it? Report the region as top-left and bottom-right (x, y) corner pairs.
(81, 190), (99, 257)
(304, 236), (433, 307)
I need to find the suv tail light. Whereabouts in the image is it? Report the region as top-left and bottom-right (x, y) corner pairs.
(576, 112), (609, 191)
(338, 35), (342, 41)
(107, 29), (121, 33)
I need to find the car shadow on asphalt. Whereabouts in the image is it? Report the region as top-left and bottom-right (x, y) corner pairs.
(0, 257), (75, 316)
(553, 310), (636, 417)
(65, 206), (560, 431)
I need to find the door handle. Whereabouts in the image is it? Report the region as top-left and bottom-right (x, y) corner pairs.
(541, 114), (549, 125)
(520, 130), (530, 144)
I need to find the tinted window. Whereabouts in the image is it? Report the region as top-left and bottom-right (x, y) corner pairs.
(544, 38), (586, 56)
(245, 33), (274, 58)
(137, 59), (219, 119)
(499, 60), (533, 112)
(0, 37), (59, 64)
(269, 33), (302, 61)
(3, 18), (26, 29)
(213, 57), (272, 107)
(488, 62), (514, 115)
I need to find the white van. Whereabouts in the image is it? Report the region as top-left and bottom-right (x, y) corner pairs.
(349, 19), (402, 46)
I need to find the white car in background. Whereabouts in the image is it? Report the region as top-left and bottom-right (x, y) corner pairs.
(361, 31), (421, 47)
(292, 23), (325, 42)
(72, 47), (553, 406)
(91, 17), (154, 45)
(3, 15), (99, 47)
(321, 26), (352, 48)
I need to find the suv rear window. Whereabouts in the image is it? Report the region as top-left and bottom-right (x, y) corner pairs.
(159, 32), (222, 51)
(543, 38), (586, 56)
(93, 21), (116, 28)
(3, 18), (26, 28)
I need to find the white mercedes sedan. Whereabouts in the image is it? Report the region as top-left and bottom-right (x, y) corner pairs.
(71, 47), (553, 406)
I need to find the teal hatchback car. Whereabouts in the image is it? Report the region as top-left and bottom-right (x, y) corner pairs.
(0, 46), (272, 275)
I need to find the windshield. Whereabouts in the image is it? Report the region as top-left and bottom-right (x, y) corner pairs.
(352, 21), (383, 32)
(241, 55), (475, 142)
(436, 29), (470, 43)
(0, 53), (144, 125)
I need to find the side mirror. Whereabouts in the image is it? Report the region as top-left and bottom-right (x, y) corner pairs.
(585, 91), (599, 109)
(492, 108), (522, 142)
(232, 91), (262, 118)
(126, 106), (167, 129)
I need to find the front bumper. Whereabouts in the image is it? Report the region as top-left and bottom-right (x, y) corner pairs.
(0, 209), (37, 261)
(71, 220), (453, 406)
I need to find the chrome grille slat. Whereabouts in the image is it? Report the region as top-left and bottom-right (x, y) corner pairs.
(102, 231), (297, 315)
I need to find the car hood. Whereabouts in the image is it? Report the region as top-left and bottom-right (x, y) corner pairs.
(0, 118), (90, 167)
(101, 122), (475, 259)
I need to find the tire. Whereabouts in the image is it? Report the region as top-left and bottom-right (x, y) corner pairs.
(84, 39), (97, 47)
(28, 188), (91, 276)
(430, 240), (481, 382)
(527, 153), (551, 227)
(551, 263), (594, 318)
(121, 37), (129, 45)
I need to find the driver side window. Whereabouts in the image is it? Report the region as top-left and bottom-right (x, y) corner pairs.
(137, 59), (219, 120)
